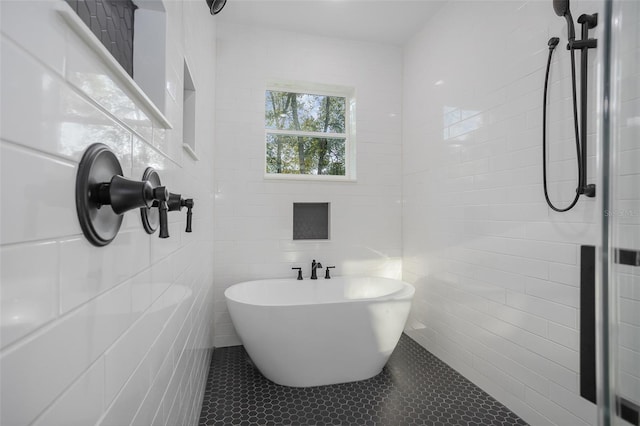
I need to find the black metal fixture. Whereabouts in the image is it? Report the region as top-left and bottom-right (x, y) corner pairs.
(291, 267), (303, 280)
(324, 266), (335, 279)
(76, 144), (169, 246)
(581, 244), (640, 424)
(543, 0), (597, 212)
(206, 0), (226, 15)
(140, 167), (170, 238)
(167, 193), (194, 233)
(310, 260), (323, 280)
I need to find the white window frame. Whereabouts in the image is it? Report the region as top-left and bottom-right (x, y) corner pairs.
(264, 81), (356, 181)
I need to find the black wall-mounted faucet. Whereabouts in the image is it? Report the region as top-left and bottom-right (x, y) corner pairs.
(76, 144), (179, 246)
(97, 175), (170, 238)
(311, 260), (323, 280)
(92, 175), (167, 215)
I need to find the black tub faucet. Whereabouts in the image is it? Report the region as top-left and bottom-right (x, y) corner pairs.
(311, 260), (323, 280)
(325, 266), (335, 279)
(292, 267), (303, 280)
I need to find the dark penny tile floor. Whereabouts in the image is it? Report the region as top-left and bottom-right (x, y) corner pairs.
(199, 333), (528, 425)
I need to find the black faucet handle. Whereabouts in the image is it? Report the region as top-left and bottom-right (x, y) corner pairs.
(292, 267), (303, 280)
(184, 198), (194, 232)
(158, 200), (169, 238)
(166, 193), (193, 232)
(325, 266), (335, 279)
(151, 186), (170, 239)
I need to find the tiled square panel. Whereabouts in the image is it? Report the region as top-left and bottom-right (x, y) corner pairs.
(293, 202), (329, 240)
(199, 334), (528, 425)
(65, 0), (135, 76)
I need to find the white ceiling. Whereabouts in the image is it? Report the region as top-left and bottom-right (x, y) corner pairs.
(215, 0), (445, 46)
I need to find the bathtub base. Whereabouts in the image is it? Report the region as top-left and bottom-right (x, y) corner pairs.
(225, 277), (415, 388)
(265, 367), (384, 388)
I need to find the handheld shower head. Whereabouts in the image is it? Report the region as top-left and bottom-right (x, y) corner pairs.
(206, 0), (227, 15)
(553, 0), (576, 40)
(553, 0), (569, 16)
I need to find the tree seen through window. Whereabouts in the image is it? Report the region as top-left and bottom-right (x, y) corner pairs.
(265, 90), (348, 176)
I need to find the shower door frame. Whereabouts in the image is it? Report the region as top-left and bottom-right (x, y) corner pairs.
(597, 0), (640, 425)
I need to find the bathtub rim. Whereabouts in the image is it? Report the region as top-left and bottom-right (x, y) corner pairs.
(224, 276), (415, 308)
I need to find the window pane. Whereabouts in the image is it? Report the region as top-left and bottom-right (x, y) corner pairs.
(266, 134), (346, 176)
(265, 90), (346, 133)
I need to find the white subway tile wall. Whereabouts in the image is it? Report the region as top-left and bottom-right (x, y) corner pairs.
(212, 22), (404, 347)
(0, 1), (216, 425)
(402, 1), (604, 425)
(2, 1), (637, 425)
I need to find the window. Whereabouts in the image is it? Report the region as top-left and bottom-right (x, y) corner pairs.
(265, 84), (355, 180)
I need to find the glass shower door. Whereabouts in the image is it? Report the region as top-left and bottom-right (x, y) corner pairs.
(599, 0), (640, 425)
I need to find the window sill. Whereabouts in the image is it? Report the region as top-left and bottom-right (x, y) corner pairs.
(264, 173), (356, 183)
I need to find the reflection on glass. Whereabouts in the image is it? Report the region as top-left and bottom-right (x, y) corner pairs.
(266, 135), (345, 175)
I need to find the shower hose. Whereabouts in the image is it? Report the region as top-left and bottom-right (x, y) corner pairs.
(542, 37), (582, 212)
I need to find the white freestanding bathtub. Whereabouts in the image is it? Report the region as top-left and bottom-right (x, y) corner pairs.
(224, 276), (415, 387)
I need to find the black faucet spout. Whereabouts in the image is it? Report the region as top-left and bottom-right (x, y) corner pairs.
(311, 259), (323, 280)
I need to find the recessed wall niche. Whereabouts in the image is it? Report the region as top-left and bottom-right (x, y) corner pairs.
(64, 0), (168, 113)
(293, 203), (330, 240)
(65, 0), (136, 76)
(183, 59), (198, 159)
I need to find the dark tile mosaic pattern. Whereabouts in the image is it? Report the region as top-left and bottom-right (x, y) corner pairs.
(199, 334), (528, 425)
(65, 0), (136, 76)
(293, 202), (329, 240)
